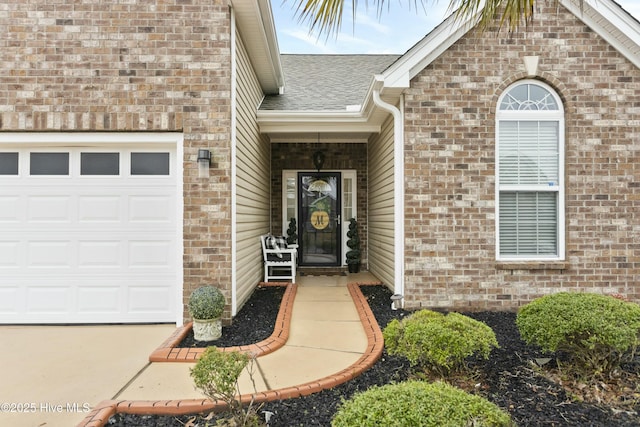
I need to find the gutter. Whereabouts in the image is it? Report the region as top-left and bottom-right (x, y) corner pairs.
(371, 77), (405, 309)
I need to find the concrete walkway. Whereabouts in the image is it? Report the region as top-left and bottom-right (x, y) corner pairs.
(116, 275), (372, 401)
(0, 324), (175, 427)
(0, 273), (384, 427)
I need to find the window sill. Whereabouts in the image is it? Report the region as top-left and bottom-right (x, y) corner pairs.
(496, 261), (568, 271)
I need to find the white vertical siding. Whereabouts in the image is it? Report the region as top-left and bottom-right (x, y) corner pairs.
(235, 30), (271, 311)
(368, 115), (396, 288)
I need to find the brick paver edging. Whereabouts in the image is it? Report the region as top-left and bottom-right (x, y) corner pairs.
(76, 281), (385, 427)
(149, 282), (295, 362)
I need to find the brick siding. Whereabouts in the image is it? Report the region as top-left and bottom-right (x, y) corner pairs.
(403, 5), (640, 310)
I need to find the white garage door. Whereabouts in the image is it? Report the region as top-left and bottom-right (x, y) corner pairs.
(0, 135), (181, 324)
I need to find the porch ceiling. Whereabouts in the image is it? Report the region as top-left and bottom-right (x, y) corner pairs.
(265, 132), (372, 144)
(257, 90), (402, 143)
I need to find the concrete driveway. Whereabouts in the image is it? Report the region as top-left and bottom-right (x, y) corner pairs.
(0, 324), (176, 427)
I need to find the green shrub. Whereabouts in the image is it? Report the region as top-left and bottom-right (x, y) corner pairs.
(516, 292), (640, 376)
(190, 347), (258, 426)
(188, 286), (226, 320)
(383, 310), (499, 376)
(331, 380), (513, 427)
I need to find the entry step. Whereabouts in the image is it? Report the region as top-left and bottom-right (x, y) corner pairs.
(299, 267), (348, 276)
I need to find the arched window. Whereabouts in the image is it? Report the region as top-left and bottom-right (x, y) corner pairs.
(496, 81), (564, 260)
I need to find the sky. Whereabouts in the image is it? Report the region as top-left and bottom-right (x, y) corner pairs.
(271, 0), (640, 54)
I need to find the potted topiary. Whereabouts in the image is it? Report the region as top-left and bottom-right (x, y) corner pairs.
(345, 217), (361, 273)
(188, 286), (226, 341)
(286, 217), (298, 245)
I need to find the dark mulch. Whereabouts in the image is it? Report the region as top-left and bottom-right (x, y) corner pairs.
(178, 285), (286, 348)
(108, 285), (640, 427)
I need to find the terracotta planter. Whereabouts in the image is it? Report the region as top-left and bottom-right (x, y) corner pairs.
(193, 317), (222, 341)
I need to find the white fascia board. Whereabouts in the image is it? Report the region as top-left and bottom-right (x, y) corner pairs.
(231, 0), (285, 94)
(260, 123), (380, 134)
(256, 107), (378, 123)
(258, 109), (380, 133)
(560, 0), (640, 68)
(381, 12), (477, 89)
(258, 118), (381, 134)
(256, 0), (285, 90)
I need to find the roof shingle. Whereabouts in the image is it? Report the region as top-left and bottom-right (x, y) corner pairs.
(260, 54), (401, 111)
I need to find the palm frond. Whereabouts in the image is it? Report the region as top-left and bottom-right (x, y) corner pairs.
(447, 0), (535, 32)
(294, 0), (346, 36)
(292, 0), (400, 36)
(290, 0), (585, 37)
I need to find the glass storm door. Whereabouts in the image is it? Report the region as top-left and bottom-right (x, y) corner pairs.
(298, 172), (341, 266)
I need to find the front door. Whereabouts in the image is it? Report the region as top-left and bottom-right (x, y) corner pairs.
(298, 172), (341, 266)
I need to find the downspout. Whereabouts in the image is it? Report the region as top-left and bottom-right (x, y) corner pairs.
(372, 85), (405, 309)
(230, 6), (238, 316)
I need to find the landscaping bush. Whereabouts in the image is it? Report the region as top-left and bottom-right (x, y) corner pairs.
(383, 309), (499, 376)
(190, 347), (260, 426)
(188, 285), (226, 320)
(516, 292), (640, 376)
(331, 380), (513, 427)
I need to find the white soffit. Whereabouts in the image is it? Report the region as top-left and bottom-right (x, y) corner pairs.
(561, 0), (640, 68)
(257, 110), (381, 134)
(268, 132), (372, 143)
(231, 0), (284, 94)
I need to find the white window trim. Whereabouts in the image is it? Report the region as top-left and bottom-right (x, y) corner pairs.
(495, 80), (565, 262)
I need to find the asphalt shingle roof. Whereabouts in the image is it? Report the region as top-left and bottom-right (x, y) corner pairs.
(260, 54), (401, 111)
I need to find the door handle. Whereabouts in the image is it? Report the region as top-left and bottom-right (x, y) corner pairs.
(336, 215), (341, 225)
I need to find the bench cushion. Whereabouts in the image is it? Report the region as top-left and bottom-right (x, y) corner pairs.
(265, 235), (288, 258)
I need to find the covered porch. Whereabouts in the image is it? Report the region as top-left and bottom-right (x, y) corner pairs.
(232, 53), (404, 316)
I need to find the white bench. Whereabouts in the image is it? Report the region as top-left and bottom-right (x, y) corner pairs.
(260, 235), (297, 283)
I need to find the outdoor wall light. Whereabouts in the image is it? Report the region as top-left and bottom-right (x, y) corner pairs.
(312, 150), (325, 172)
(197, 149), (211, 178)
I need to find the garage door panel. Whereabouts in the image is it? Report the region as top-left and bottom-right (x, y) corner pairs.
(0, 142), (179, 324)
(0, 241), (20, 267)
(77, 241), (122, 268)
(78, 196), (121, 222)
(128, 286), (173, 313)
(27, 196), (73, 222)
(129, 240), (173, 268)
(77, 287), (121, 314)
(11, 236), (176, 271)
(129, 195), (174, 223)
(26, 286), (71, 314)
(0, 196), (21, 222)
(27, 241), (73, 268)
(0, 287), (20, 314)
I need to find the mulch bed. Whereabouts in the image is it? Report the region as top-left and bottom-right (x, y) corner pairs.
(107, 285), (640, 426)
(177, 285), (286, 348)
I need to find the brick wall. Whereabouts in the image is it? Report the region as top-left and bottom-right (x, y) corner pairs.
(0, 0), (234, 322)
(403, 5), (640, 310)
(271, 142), (368, 265)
